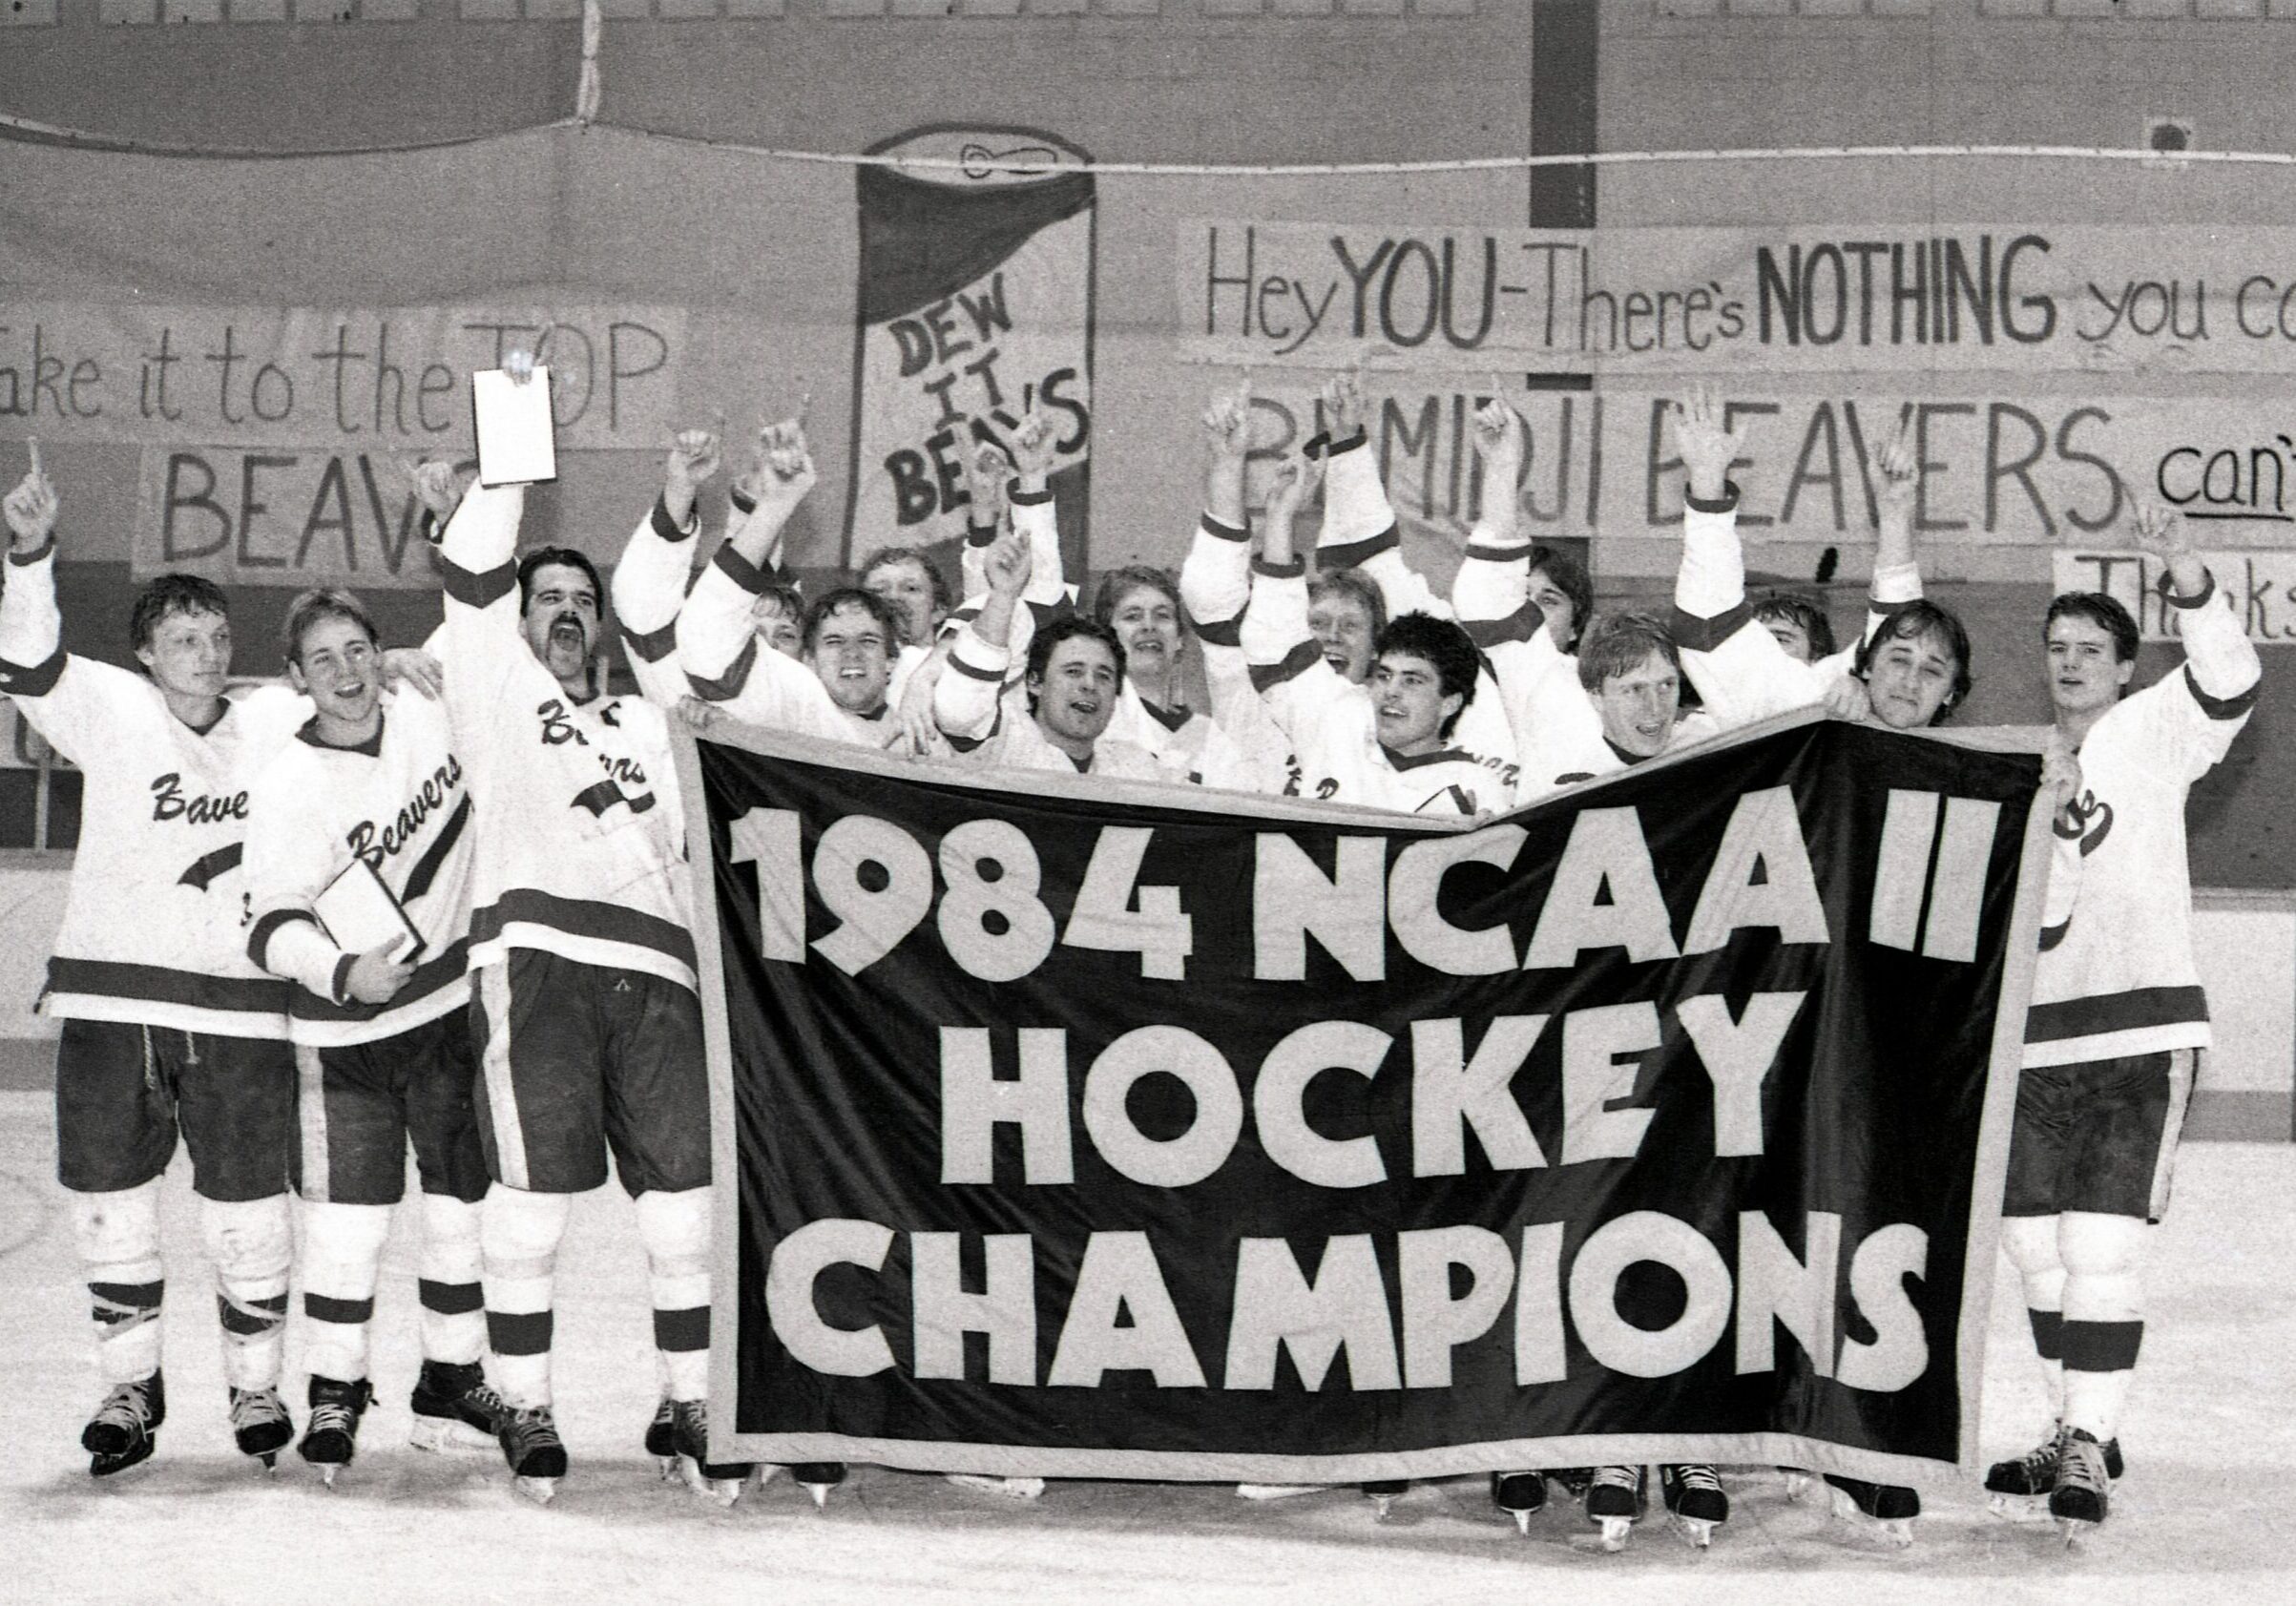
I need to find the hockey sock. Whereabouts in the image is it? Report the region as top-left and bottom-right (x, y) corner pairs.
(635, 1187), (711, 1403)
(483, 1186), (571, 1408)
(417, 1193), (486, 1366)
(73, 1180), (165, 1385)
(2001, 1214), (2068, 1420)
(2059, 1211), (2145, 1442)
(201, 1194), (292, 1391)
(299, 1200), (392, 1386)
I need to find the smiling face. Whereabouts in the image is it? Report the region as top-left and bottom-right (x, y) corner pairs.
(2046, 613), (2135, 722)
(1307, 591), (1377, 682)
(136, 605), (233, 715)
(1593, 648), (1680, 758)
(753, 594), (804, 659)
(805, 598), (895, 715)
(1370, 650), (1463, 757)
(1030, 636), (1122, 754)
(1864, 624), (1960, 729)
(1106, 581), (1183, 695)
(862, 555), (943, 649)
(520, 562), (600, 690)
(287, 612), (383, 742)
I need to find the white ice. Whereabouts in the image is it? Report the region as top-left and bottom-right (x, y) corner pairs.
(1, 1089), (2289, 1606)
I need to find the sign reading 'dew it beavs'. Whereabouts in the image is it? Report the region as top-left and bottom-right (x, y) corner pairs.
(0, 304), (682, 448)
(694, 715), (2048, 1484)
(1179, 222), (2296, 375)
(846, 127), (1095, 569)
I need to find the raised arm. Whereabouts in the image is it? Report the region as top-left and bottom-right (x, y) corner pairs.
(0, 445), (152, 764)
(2130, 504), (2263, 778)
(1313, 369), (1451, 620)
(936, 530), (1033, 747)
(614, 422), (720, 705)
(1179, 380), (1256, 628)
(1006, 410), (1070, 614)
(677, 417), (812, 697)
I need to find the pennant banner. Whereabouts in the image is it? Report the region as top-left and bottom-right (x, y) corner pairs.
(845, 127), (1096, 573)
(694, 717), (2046, 1485)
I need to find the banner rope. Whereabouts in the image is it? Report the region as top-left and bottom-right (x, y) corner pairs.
(5, 106), (2296, 176)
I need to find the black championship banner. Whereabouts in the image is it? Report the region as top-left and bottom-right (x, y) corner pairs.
(687, 713), (2047, 1486)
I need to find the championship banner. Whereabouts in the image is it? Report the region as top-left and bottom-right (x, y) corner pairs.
(690, 715), (2047, 1485)
(1181, 220), (2296, 374)
(845, 127), (1095, 573)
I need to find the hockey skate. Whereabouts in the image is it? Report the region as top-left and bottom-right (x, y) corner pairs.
(1584, 1465), (1645, 1551)
(1491, 1470), (1546, 1534)
(2048, 1429), (2111, 1545)
(1823, 1475), (1918, 1548)
(408, 1360), (505, 1452)
(792, 1461), (846, 1509)
(228, 1386), (294, 1471)
(1659, 1464), (1728, 1548)
(1362, 1479), (1408, 1521)
(297, 1376), (373, 1486)
(1985, 1424), (2123, 1517)
(82, 1371), (165, 1478)
(669, 1399), (756, 1508)
(496, 1405), (569, 1504)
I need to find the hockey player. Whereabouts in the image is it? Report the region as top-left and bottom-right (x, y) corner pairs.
(1990, 504), (2261, 1541)
(430, 355), (741, 1506)
(1, 448), (416, 1476)
(1668, 393), (1965, 737)
(241, 589), (499, 1482)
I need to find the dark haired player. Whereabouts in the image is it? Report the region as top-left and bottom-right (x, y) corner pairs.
(1991, 505), (2261, 1540)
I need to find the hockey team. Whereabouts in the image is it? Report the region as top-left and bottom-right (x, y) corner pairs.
(0, 352), (2260, 1552)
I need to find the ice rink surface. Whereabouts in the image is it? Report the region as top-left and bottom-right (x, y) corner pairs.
(0, 1088), (2287, 1606)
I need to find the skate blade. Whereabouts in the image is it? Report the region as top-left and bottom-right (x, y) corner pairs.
(1597, 1516), (1635, 1552)
(1234, 1483), (1325, 1501)
(89, 1444), (158, 1480)
(408, 1416), (497, 1453)
(801, 1481), (831, 1509)
(655, 1455), (678, 1483)
(317, 1463), (343, 1489)
(1826, 1486), (1914, 1549)
(1512, 1510), (1531, 1535)
(1987, 1491), (2047, 1521)
(944, 1473), (1045, 1501)
(252, 1452), (280, 1475)
(678, 1457), (747, 1508)
(2056, 1515), (2098, 1549)
(1368, 1493), (1398, 1522)
(513, 1474), (560, 1506)
(1783, 1470), (1814, 1503)
(1670, 1513), (1716, 1549)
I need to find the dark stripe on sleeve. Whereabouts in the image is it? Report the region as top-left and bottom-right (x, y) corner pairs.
(1317, 528), (1398, 571)
(1304, 426), (1367, 461)
(1199, 514), (1250, 544)
(2037, 918), (2072, 952)
(620, 618), (678, 666)
(1462, 599), (1547, 650)
(247, 907), (320, 972)
(685, 636), (759, 703)
(1684, 482), (1742, 514)
(966, 522), (999, 549)
(1249, 638), (1324, 695)
(1667, 601), (1756, 655)
(2159, 568), (2215, 609)
(949, 650), (1006, 683)
(440, 557), (517, 609)
(730, 486), (757, 516)
(650, 496), (695, 545)
(1010, 485), (1053, 507)
(1462, 540), (1530, 564)
(8, 536), (56, 566)
(2183, 663), (2260, 721)
(0, 645), (67, 699)
(1252, 555), (1305, 579)
(1193, 612), (1243, 648)
(711, 541), (770, 596)
(329, 952), (358, 1006)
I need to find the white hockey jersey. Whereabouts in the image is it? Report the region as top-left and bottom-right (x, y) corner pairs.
(934, 622), (1163, 782)
(2022, 571), (2262, 1067)
(243, 688), (474, 1047)
(436, 484), (697, 992)
(0, 540), (304, 1037)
